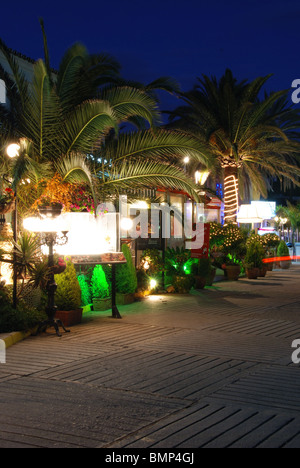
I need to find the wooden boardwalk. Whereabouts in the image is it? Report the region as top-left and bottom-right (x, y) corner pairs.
(0, 266), (300, 448)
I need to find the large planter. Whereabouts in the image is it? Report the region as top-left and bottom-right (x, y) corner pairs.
(116, 292), (135, 305)
(280, 260), (292, 270)
(225, 265), (241, 281)
(93, 297), (111, 311)
(246, 268), (260, 279)
(258, 266), (268, 277)
(55, 308), (83, 327)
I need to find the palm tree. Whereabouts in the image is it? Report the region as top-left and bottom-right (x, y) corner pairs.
(277, 202), (300, 247)
(166, 69), (300, 224)
(0, 33), (212, 217)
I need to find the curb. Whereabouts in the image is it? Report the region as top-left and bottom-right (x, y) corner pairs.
(0, 330), (33, 349)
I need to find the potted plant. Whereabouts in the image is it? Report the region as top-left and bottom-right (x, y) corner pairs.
(244, 241), (265, 279)
(116, 244), (137, 305)
(91, 265), (111, 311)
(77, 273), (92, 311)
(224, 256), (241, 281)
(0, 188), (15, 214)
(191, 257), (216, 289)
(277, 240), (292, 269)
(54, 259), (83, 326)
(165, 247), (194, 293)
(38, 198), (63, 218)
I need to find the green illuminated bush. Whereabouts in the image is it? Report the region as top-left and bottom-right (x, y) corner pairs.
(55, 260), (82, 310)
(91, 265), (110, 299)
(77, 273), (92, 306)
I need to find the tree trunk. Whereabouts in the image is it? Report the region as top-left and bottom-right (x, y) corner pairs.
(223, 166), (239, 225)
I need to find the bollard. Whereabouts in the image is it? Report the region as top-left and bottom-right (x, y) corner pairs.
(0, 339), (6, 364)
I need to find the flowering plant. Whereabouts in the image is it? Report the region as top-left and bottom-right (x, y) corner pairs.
(0, 187), (15, 204)
(70, 186), (95, 214)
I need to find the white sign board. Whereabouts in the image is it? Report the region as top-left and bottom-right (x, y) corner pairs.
(56, 212), (119, 256)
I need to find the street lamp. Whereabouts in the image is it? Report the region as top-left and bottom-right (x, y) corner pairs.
(24, 206), (70, 337)
(6, 143), (20, 309)
(183, 156), (190, 173)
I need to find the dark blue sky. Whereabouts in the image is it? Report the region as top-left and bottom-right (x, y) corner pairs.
(1, 0), (300, 110)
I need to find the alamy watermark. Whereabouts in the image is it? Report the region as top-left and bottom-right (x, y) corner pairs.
(291, 339), (300, 364)
(99, 196), (205, 250)
(291, 80), (300, 104)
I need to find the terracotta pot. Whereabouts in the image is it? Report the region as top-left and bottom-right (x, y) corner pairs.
(258, 267), (268, 277)
(280, 260), (292, 270)
(225, 265), (241, 281)
(55, 308), (83, 327)
(246, 268), (260, 279)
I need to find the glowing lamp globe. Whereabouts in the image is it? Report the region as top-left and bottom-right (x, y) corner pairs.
(6, 144), (20, 158)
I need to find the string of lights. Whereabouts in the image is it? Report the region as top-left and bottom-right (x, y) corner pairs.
(224, 174), (239, 225)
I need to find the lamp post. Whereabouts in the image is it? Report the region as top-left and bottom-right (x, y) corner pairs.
(24, 206), (70, 337)
(6, 143), (20, 309)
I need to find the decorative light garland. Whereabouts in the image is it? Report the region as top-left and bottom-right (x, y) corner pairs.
(224, 174), (239, 225)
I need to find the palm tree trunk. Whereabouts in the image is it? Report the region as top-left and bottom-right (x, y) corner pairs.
(223, 166), (239, 225)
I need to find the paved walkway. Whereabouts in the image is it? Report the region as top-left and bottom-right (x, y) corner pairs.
(1, 265), (300, 448)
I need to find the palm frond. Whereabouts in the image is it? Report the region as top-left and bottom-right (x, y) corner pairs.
(104, 129), (213, 167)
(100, 86), (161, 127)
(62, 100), (118, 155)
(100, 160), (201, 202)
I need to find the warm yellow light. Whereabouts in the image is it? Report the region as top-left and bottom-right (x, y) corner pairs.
(183, 156), (190, 164)
(23, 216), (68, 233)
(131, 200), (149, 210)
(224, 174), (239, 225)
(6, 144), (20, 158)
(150, 279), (157, 289)
(195, 171), (210, 185)
(120, 217), (133, 231)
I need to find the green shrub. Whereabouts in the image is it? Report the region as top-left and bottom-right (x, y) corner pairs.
(91, 265), (110, 299)
(77, 274), (92, 306)
(116, 244), (138, 294)
(277, 240), (290, 257)
(244, 241), (265, 269)
(55, 260), (82, 310)
(0, 290), (46, 333)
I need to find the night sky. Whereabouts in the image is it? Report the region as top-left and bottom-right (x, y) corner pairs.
(1, 0), (300, 111)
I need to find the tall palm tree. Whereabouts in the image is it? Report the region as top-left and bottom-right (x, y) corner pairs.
(166, 69), (300, 224)
(277, 202), (300, 246)
(0, 34), (212, 217)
